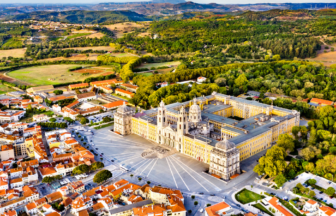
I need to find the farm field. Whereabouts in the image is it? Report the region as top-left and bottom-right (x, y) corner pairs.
(1, 38), (23, 48)
(308, 51), (336, 66)
(104, 22), (149, 38)
(86, 32), (105, 38)
(135, 61), (181, 69)
(8, 64), (114, 86)
(0, 48), (26, 59)
(39, 54), (98, 62)
(110, 52), (139, 57)
(62, 46), (115, 51)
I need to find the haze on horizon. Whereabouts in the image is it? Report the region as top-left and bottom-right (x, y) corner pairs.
(1, 0), (336, 4)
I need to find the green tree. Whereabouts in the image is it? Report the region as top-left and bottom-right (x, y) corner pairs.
(309, 190), (316, 198)
(91, 162), (104, 171)
(53, 90), (63, 95)
(253, 145), (286, 177)
(272, 55), (281, 61)
(49, 118), (57, 123)
(80, 117), (89, 125)
(326, 187), (335, 196)
(277, 134), (295, 152)
(93, 170), (112, 184)
(72, 164), (90, 175)
(194, 201), (198, 206)
(234, 74), (248, 87)
(274, 174), (287, 187)
(307, 179), (317, 185)
(300, 146), (321, 161)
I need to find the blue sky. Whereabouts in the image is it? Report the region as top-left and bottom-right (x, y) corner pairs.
(2, 0), (336, 4)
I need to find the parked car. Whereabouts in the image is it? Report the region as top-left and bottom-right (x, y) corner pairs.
(199, 192), (204, 195)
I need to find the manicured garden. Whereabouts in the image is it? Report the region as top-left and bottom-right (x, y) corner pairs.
(235, 189), (265, 204)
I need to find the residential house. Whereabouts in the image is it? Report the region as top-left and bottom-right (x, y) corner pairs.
(0, 145), (14, 161)
(25, 202), (38, 216)
(268, 197), (294, 216)
(205, 202), (233, 216)
(10, 178), (23, 190)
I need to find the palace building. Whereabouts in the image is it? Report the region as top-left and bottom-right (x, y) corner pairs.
(115, 92), (300, 180)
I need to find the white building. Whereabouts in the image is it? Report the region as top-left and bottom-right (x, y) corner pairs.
(114, 102), (133, 135)
(302, 200), (319, 216)
(319, 206), (336, 216)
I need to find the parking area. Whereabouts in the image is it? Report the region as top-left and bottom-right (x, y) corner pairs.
(87, 112), (114, 123)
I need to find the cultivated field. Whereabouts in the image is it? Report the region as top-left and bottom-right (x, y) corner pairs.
(110, 52), (139, 57)
(8, 64), (114, 86)
(86, 32), (106, 39)
(135, 61), (181, 69)
(62, 46), (115, 51)
(104, 22), (149, 38)
(39, 54), (98, 62)
(0, 48), (26, 59)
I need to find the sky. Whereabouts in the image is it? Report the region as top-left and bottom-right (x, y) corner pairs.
(2, 0), (336, 5)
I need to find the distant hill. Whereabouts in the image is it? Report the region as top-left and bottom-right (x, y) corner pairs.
(7, 10), (150, 24)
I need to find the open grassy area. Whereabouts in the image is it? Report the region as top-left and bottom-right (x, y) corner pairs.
(235, 189), (265, 204)
(135, 72), (153, 77)
(252, 203), (274, 216)
(0, 84), (14, 94)
(136, 61), (180, 69)
(110, 52), (139, 57)
(1, 38), (23, 48)
(0, 48), (26, 59)
(8, 64), (114, 86)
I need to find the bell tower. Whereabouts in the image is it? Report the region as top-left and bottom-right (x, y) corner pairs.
(157, 100), (167, 144)
(177, 106), (188, 152)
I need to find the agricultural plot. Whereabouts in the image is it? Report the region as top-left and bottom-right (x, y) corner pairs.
(1, 38), (23, 48)
(0, 48), (26, 59)
(63, 46), (115, 51)
(135, 61), (181, 69)
(8, 64), (114, 86)
(104, 22), (149, 38)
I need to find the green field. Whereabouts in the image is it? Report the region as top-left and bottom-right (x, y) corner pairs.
(8, 64), (111, 86)
(0, 84), (14, 94)
(235, 189), (265, 204)
(135, 72), (153, 77)
(136, 61), (181, 69)
(1, 38), (23, 48)
(110, 53), (138, 57)
(66, 33), (91, 40)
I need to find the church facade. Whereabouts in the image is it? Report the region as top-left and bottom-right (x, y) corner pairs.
(115, 92), (300, 180)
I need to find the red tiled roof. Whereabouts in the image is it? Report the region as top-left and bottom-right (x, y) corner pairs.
(310, 98), (333, 105)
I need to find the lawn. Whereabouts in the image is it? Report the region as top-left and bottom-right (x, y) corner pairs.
(66, 33), (91, 40)
(235, 189), (265, 204)
(8, 64), (113, 86)
(0, 48), (26, 59)
(135, 72), (153, 77)
(252, 203), (274, 216)
(1, 38), (23, 48)
(94, 123), (113, 129)
(135, 61), (181, 69)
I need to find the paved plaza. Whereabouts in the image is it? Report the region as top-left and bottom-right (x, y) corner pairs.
(91, 126), (266, 193)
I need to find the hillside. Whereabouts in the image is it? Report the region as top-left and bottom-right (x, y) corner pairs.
(7, 10), (151, 24)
